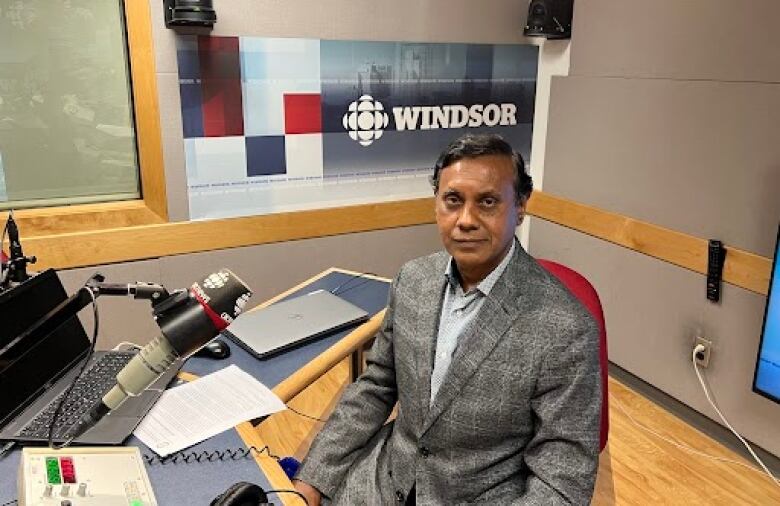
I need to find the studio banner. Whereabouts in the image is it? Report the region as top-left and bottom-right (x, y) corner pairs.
(177, 37), (538, 220)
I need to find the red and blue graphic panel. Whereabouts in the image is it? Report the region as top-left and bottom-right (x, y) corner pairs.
(176, 36), (537, 219)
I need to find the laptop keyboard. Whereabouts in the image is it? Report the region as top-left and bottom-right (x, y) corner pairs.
(16, 351), (135, 439)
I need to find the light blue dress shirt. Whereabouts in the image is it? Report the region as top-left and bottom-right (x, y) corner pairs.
(430, 241), (516, 403)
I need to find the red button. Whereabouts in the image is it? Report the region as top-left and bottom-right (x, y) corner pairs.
(60, 458), (77, 483)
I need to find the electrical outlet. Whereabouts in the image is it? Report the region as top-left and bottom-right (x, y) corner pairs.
(694, 336), (712, 367)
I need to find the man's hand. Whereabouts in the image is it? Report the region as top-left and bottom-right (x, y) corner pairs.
(293, 479), (322, 506)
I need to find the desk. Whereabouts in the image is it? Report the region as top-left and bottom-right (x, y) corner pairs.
(0, 268), (390, 505)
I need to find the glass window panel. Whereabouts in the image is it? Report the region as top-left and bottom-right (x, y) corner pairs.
(0, 0), (140, 210)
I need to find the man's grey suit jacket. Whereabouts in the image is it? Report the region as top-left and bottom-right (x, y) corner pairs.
(296, 243), (602, 505)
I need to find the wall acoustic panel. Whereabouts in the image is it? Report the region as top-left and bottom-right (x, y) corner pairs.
(530, 219), (780, 457)
(543, 76), (780, 256)
(59, 259), (163, 351)
(158, 224), (441, 307)
(58, 224), (440, 349)
(569, 0), (780, 83)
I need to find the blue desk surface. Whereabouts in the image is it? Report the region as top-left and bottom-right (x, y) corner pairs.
(0, 270), (390, 505)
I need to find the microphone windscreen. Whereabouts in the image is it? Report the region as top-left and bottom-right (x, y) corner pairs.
(189, 269), (252, 329)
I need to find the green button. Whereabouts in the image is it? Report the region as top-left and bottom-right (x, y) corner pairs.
(130, 500), (144, 506)
(45, 458), (61, 484)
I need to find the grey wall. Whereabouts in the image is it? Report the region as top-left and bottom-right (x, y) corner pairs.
(568, 0), (780, 82)
(544, 77), (780, 256)
(530, 0), (780, 456)
(63, 224), (440, 350)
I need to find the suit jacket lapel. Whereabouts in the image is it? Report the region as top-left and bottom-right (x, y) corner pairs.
(412, 254), (448, 430)
(421, 242), (535, 435)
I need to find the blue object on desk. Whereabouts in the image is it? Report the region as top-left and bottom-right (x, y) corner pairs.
(279, 456), (301, 479)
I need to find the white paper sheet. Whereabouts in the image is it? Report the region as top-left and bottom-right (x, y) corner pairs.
(133, 364), (285, 456)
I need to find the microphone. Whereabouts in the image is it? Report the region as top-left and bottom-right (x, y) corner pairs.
(1, 211), (36, 288)
(71, 269), (252, 440)
(7, 213), (23, 264)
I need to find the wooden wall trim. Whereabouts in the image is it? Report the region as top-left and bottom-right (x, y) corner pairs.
(125, 0), (168, 221)
(15, 190), (769, 296)
(527, 191), (772, 295)
(25, 198), (436, 270)
(0, 202), (164, 238)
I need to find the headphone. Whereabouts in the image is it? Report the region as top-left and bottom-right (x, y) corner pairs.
(211, 482), (269, 506)
(209, 457), (305, 505)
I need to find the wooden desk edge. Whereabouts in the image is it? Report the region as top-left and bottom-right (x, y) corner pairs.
(254, 267), (391, 403)
(272, 309), (386, 404)
(256, 309), (385, 504)
(256, 266), (391, 403)
(261, 269), (390, 502)
(176, 269), (391, 505)
(236, 421), (308, 506)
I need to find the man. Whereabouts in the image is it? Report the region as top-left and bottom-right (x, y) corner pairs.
(294, 134), (602, 505)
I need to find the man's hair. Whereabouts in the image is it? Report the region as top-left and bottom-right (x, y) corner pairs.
(431, 133), (533, 205)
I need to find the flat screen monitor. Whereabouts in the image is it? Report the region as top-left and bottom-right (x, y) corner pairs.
(753, 224), (780, 403)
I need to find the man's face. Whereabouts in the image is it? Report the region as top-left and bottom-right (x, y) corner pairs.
(435, 154), (523, 278)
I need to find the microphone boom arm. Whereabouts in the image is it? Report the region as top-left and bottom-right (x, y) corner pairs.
(28, 268), (252, 446)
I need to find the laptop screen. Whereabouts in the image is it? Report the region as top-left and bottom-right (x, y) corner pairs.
(0, 269), (90, 427)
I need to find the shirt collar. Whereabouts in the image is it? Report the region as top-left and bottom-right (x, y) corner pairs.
(444, 240), (516, 296)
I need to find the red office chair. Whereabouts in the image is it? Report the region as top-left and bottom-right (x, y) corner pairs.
(537, 259), (609, 452)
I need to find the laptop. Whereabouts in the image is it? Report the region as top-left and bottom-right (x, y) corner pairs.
(223, 289), (369, 359)
(0, 269), (182, 445)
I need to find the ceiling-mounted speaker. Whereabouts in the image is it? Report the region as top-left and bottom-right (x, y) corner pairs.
(524, 0), (573, 39)
(164, 0), (217, 29)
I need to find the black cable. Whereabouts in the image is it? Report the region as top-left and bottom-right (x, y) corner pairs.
(333, 277), (376, 297)
(47, 287), (99, 449)
(266, 489), (310, 505)
(0, 441), (15, 458)
(142, 445), (280, 465)
(330, 272), (377, 296)
(286, 405), (327, 423)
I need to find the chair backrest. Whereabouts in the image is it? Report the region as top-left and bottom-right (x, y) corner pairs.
(537, 259), (609, 452)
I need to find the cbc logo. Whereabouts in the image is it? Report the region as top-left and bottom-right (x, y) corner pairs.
(203, 271), (229, 290)
(234, 292), (251, 316)
(342, 95), (390, 147)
